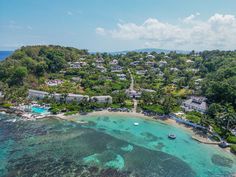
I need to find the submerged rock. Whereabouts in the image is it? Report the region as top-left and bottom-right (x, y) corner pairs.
(211, 154), (233, 168)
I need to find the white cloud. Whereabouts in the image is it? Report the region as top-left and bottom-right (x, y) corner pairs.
(95, 27), (107, 36)
(183, 12), (200, 23)
(96, 13), (236, 50)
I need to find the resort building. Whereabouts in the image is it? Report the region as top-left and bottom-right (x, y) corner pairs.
(28, 89), (49, 100)
(90, 96), (112, 104)
(66, 94), (89, 103)
(28, 89), (89, 103)
(181, 96), (208, 113)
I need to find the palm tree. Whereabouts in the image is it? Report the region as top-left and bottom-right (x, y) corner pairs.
(217, 104), (236, 131)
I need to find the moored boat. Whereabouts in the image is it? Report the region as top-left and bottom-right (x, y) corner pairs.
(168, 134), (176, 139)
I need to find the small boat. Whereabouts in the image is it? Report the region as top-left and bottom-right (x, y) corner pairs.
(134, 122), (139, 126)
(168, 134), (176, 139)
(219, 141), (229, 148)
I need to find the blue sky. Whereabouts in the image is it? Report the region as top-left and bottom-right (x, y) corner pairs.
(1, 0), (236, 52)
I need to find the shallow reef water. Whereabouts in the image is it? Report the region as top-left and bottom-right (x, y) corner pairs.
(0, 113), (236, 177)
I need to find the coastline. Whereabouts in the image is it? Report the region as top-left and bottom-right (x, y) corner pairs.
(0, 108), (232, 154)
(61, 110), (233, 154)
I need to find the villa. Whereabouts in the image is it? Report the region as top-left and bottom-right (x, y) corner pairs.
(46, 80), (64, 86)
(146, 54), (155, 59)
(90, 96), (112, 104)
(170, 67), (179, 72)
(111, 65), (123, 73)
(186, 59), (194, 63)
(110, 59), (118, 65)
(146, 61), (156, 67)
(68, 61), (87, 69)
(68, 62), (81, 69)
(181, 96), (208, 113)
(136, 70), (147, 75)
(116, 74), (127, 80)
(130, 61), (140, 66)
(95, 57), (104, 64)
(159, 60), (167, 67)
(96, 65), (107, 72)
(71, 77), (81, 83)
(28, 89), (49, 100)
(126, 89), (141, 99)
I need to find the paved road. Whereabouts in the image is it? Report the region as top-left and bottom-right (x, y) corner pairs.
(128, 69), (138, 112)
(128, 69), (134, 91)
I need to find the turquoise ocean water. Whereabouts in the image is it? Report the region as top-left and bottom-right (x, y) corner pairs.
(0, 113), (235, 177)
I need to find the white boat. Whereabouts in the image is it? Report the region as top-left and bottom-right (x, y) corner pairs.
(168, 134), (176, 139)
(134, 122), (139, 126)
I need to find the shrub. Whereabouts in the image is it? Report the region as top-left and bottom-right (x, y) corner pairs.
(227, 136), (236, 144)
(230, 145), (236, 155)
(1, 103), (12, 108)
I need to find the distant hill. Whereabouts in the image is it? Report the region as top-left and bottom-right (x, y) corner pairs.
(108, 48), (190, 55)
(0, 51), (13, 61)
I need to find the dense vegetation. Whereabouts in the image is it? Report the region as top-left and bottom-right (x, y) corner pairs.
(0, 45), (236, 141)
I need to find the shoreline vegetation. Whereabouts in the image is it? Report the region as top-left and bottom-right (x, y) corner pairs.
(0, 107), (233, 155)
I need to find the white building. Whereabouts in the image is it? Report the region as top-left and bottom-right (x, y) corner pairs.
(111, 65), (123, 73)
(96, 57), (104, 64)
(159, 60), (167, 67)
(146, 61), (156, 67)
(66, 94), (89, 103)
(28, 89), (49, 100)
(146, 54), (155, 59)
(130, 61), (140, 66)
(181, 96), (208, 113)
(136, 70), (147, 75)
(28, 89), (89, 103)
(116, 74), (126, 80)
(96, 65), (107, 72)
(46, 80), (64, 87)
(110, 59), (118, 65)
(126, 89), (141, 99)
(90, 96), (112, 104)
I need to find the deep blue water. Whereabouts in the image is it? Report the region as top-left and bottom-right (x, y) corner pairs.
(0, 51), (13, 61)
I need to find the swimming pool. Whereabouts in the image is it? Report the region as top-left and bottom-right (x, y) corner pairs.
(31, 106), (50, 114)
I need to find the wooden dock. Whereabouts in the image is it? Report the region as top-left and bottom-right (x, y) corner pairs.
(192, 136), (219, 145)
